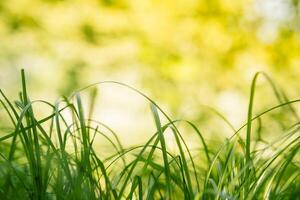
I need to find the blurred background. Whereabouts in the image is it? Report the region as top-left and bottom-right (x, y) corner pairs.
(1, 0), (300, 145)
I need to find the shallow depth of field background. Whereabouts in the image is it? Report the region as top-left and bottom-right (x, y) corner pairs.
(1, 0), (300, 145)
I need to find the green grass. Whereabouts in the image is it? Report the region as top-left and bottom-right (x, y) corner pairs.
(0, 69), (300, 199)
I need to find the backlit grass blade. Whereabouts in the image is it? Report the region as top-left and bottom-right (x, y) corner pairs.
(150, 103), (172, 199)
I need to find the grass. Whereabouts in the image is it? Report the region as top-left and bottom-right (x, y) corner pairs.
(0, 69), (299, 199)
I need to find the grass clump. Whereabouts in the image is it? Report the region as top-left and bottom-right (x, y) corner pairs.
(0, 69), (299, 199)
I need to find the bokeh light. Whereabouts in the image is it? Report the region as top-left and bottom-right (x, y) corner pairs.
(1, 0), (300, 142)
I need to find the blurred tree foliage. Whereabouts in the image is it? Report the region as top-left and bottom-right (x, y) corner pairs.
(0, 0), (300, 118)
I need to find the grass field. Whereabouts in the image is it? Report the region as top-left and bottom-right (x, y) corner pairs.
(0, 69), (299, 199)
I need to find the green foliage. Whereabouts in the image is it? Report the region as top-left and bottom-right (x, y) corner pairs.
(1, 0), (300, 113)
(0, 70), (300, 199)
